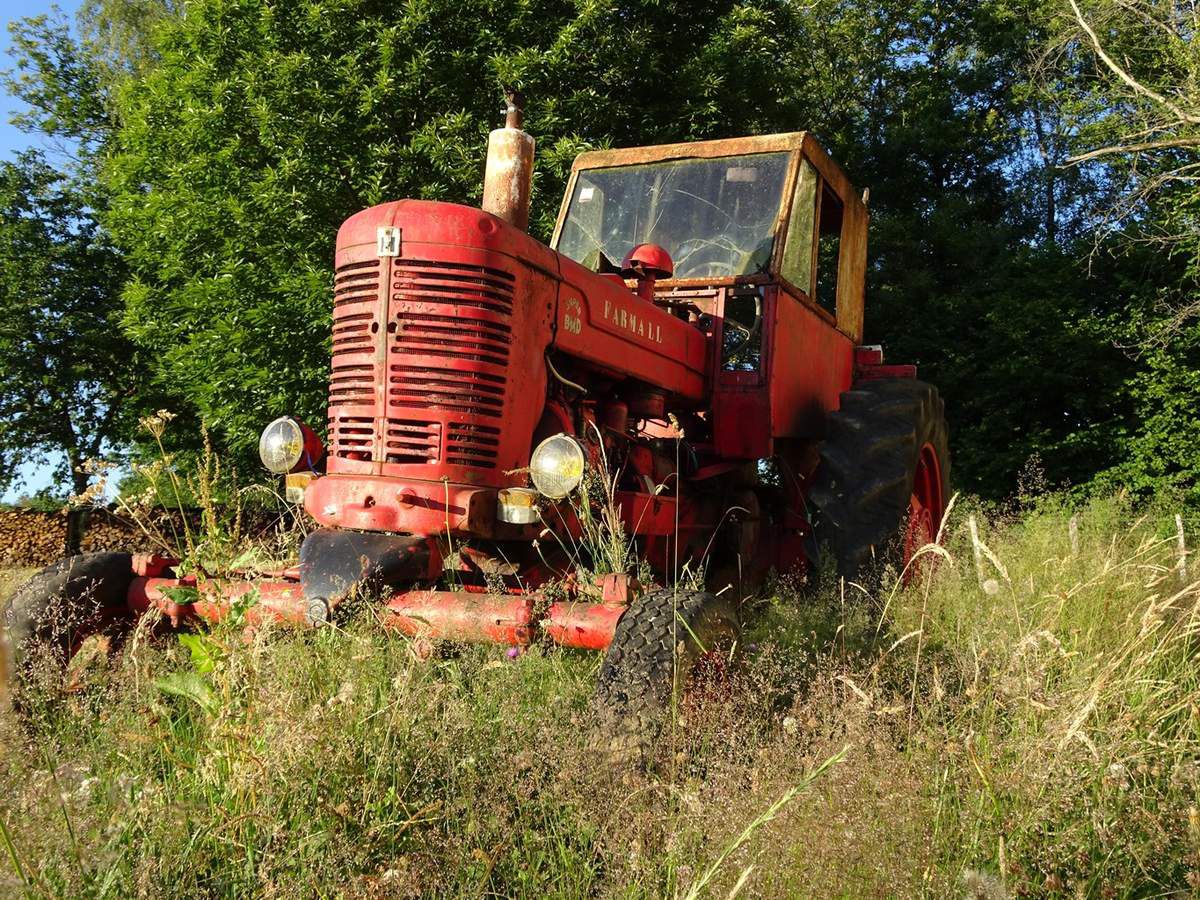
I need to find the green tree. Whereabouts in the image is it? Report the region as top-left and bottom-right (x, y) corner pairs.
(845, 0), (1135, 495)
(1, 11), (162, 545)
(77, 0), (181, 88)
(1030, 0), (1200, 502)
(0, 153), (146, 548)
(103, 0), (870, 462)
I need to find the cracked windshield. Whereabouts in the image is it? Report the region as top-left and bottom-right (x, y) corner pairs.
(557, 152), (791, 280)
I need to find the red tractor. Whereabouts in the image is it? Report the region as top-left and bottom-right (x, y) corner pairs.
(5, 98), (948, 733)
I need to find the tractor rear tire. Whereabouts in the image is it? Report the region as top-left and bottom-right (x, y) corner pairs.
(808, 379), (950, 587)
(3, 553), (135, 702)
(594, 588), (740, 763)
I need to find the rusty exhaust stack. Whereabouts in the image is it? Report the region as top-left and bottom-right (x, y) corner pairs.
(481, 90), (535, 232)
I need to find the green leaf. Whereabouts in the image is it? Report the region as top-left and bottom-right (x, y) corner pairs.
(176, 632), (221, 674)
(152, 671), (218, 716)
(159, 585), (200, 606)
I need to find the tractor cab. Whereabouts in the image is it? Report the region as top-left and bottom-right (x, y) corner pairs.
(551, 133), (869, 457)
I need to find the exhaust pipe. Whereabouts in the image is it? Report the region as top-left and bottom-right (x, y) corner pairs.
(481, 89), (535, 232)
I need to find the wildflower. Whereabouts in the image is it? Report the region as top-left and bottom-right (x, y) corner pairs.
(66, 478), (107, 509)
(139, 409), (176, 439)
(1106, 762), (1130, 790)
(506, 646), (521, 659)
(960, 868), (1007, 899)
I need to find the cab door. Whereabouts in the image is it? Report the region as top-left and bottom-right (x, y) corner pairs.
(711, 283), (774, 459)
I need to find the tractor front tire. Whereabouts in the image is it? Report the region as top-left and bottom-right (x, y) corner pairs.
(4, 553), (136, 703)
(594, 588), (740, 763)
(808, 379), (950, 587)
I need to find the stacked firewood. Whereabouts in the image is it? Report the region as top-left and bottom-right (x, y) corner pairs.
(0, 510), (70, 567)
(0, 509), (167, 567)
(79, 510), (171, 555)
(0, 507), (296, 568)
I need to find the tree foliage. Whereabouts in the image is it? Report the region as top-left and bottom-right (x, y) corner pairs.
(103, 0), (880, 454)
(0, 152), (139, 495)
(0, 12), (156, 526)
(1038, 0), (1200, 502)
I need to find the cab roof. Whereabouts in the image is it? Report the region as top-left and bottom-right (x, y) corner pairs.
(571, 132), (809, 170)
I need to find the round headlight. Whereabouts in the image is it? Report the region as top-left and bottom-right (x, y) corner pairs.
(529, 434), (586, 499)
(259, 416), (306, 474)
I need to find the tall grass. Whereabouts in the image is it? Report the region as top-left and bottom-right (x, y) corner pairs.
(0, 494), (1196, 896)
(903, 495), (1200, 895)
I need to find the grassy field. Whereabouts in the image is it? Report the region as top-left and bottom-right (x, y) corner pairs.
(0, 496), (1197, 897)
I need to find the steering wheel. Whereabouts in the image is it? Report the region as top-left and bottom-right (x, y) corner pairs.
(720, 291), (763, 363)
(673, 239), (739, 279)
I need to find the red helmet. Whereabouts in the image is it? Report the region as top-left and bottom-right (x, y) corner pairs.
(621, 243), (674, 280)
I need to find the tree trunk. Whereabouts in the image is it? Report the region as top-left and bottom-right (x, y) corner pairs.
(65, 465), (90, 558)
(1031, 106), (1058, 244)
(64, 507), (88, 558)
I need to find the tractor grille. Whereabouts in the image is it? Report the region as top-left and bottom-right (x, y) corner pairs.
(391, 258), (515, 315)
(389, 260), (514, 380)
(327, 257), (515, 470)
(329, 362), (374, 407)
(385, 259), (515, 470)
(330, 259), (380, 411)
(335, 259), (382, 306)
(331, 311), (374, 355)
(384, 418), (440, 465)
(393, 311), (511, 367)
(388, 366), (506, 414)
(445, 422), (501, 469)
(328, 415), (374, 462)
(330, 259), (381, 462)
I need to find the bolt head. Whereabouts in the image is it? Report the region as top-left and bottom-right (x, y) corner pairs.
(306, 597), (330, 626)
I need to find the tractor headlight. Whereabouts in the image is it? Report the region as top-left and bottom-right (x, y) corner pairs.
(259, 416), (311, 474)
(529, 434), (586, 499)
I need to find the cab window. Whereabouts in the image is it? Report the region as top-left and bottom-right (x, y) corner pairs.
(780, 159), (817, 294)
(815, 182), (843, 316)
(556, 153), (791, 280)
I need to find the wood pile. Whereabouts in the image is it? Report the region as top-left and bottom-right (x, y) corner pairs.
(80, 509), (175, 556)
(0, 509), (175, 567)
(0, 507), (295, 568)
(0, 510), (69, 567)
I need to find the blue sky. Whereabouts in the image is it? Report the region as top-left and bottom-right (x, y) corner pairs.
(1, 0), (85, 501)
(1, 1), (84, 161)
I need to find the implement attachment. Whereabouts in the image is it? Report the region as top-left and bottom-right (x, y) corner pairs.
(122, 559), (637, 650)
